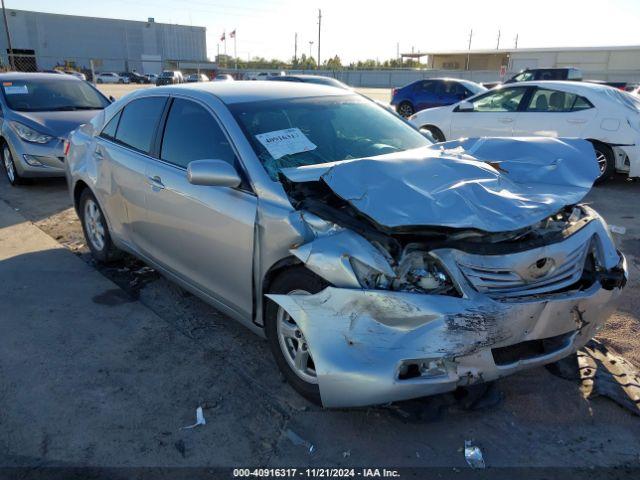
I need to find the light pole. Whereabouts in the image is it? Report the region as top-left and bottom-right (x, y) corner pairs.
(1, 0), (14, 70)
(308, 41), (314, 60)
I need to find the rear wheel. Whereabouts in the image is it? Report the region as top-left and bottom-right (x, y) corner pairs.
(591, 142), (615, 184)
(79, 189), (122, 263)
(421, 125), (446, 143)
(2, 143), (23, 186)
(397, 101), (415, 117)
(265, 267), (329, 405)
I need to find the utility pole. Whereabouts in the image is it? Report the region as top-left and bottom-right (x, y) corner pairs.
(514, 33), (519, 49)
(1, 0), (14, 70)
(294, 32), (298, 64)
(308, 40), (314, 60)
(496, 29), (501, 50)
(317, 9), (322, 69)
(466, 29), (473, 71)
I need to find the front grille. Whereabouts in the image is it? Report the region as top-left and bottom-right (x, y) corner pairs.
(457, 241), (590, 299)
(492, 332), (574, 366)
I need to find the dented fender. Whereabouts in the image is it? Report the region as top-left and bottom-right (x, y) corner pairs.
(290, 229), (395, 288)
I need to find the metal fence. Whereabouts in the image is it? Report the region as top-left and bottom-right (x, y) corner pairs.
(3, 52), (640, 88)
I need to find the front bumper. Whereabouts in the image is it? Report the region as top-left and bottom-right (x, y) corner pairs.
(268, 214), (627, 408)
(269, 271), (625, 408)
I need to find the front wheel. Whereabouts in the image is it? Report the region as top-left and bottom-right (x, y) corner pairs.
(97, 79), (103, 84)
(421, 125), (446, 143)
(265, 267), (329, 405)
(79, 189), (122, 263)
(2, 143), (23, 186)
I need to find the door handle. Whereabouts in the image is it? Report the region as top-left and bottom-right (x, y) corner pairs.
(147, 175), (165, 189)
(567, 118), (587, 124)
(499, 117), (514, 123)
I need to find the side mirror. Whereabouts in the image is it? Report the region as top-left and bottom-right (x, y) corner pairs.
(108, 95), (116, 103)
(457, 101), (474, 112)
(187, 159), (242, 188)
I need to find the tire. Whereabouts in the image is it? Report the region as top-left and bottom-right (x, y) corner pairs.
(265, 266), (329, 405)
(97, 79), (103, 84)
(591, 141), (615, 185)
(78, 189), (122, 263)
(397, 101), (415, 117)
(2, 142), (24, 186)
(421, 125), (446, 143)
(118, 79), (124, 84)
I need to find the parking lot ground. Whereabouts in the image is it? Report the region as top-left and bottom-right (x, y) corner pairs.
(1, 171), (640, 470)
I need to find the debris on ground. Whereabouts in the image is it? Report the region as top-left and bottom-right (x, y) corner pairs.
(342, 450), (351, 458)
(174, 439), (186, 458)
(578, 340), (640, 416)
(284, 428), (316, 454)
(464, 440), (485, 469)
(182, 406), (206, 429)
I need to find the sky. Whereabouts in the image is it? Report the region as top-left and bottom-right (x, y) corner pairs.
(8, 0), (640, 63)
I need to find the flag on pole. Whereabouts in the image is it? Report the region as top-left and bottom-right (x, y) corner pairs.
(230, 29), (236, 38)
(220, 31), (225, 41)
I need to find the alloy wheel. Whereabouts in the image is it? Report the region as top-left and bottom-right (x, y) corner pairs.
(84, 199), (106, 252)
(595, 149), (608, 176)
(276, 289), (318, 384)
(3, 145), (15, 184)
(398, 103), (414, 117)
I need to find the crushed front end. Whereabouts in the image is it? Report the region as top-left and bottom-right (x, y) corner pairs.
(269, 138), (627, 408)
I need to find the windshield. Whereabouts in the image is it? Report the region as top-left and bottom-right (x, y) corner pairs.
(229, 95), (431, 180)
(161, 71), (175, 77)
(2, 78), (109, 112)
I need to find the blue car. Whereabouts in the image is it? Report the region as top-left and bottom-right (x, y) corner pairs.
(391, 78), (486, 117)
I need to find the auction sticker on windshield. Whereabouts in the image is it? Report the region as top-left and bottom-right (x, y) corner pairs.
(256, 128), (317, 159)
(3, 84), (28, 95)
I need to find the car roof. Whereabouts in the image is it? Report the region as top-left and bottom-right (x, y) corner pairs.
(151, 81), (351, 104)
(499, 80), (619, 95)
(0, 72), (81, 82)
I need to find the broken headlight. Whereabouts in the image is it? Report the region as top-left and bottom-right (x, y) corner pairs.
(350, 249), (458, 296)
(392, 251), (457, 295)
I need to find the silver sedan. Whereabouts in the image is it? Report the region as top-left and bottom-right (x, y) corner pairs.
(0, 72), (110, 185)
(66, 82), (627, 408)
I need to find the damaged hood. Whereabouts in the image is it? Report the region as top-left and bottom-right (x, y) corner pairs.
(281, 137), (599, 233)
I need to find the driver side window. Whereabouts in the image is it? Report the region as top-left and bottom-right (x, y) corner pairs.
(469, 88), (526, 112)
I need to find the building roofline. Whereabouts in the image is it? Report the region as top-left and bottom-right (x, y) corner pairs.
(402, 45), (640, 57)
(5, 8), (206, 30)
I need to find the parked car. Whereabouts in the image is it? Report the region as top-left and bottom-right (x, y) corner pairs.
(390, 78), (486, 117)
(0, 72), (110, 185)
(95, 72), (129, 84)
(156, 70), (184, 86)
(145, 74), (159, 84)
(268, 74), (350, 90)
(504, 68), (583, 84)
(186, 73), (210, 83)
(66, 82), (626, 408)
(584, 79), (627, 91)
(409, 81), (640, 182)
(119, 72), (149, 84)
(64, 70), (87, 81)
(214, 74), (234, 81)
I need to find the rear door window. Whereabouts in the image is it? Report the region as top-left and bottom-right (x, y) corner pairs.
(525, 88), (593, 112)
(114, 97), (167, 154)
